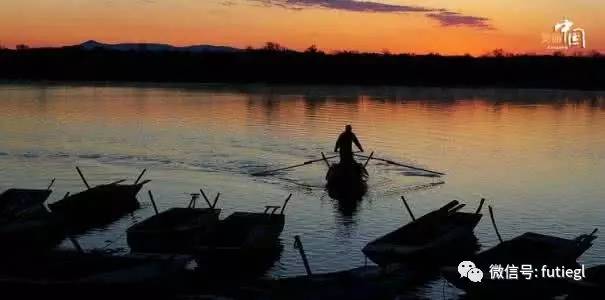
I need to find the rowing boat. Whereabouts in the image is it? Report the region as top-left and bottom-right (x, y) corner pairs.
(362, 199), (483, 266)
(325, 162), (368, 200)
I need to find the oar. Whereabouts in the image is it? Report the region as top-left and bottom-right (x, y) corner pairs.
(354, 154), (445, 176)
(252, 155), (339, 176)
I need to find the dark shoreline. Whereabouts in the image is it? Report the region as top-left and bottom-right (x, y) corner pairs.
(1, 47), (604, 91)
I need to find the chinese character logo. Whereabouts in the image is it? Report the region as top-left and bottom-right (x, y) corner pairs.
(458, 261), (484, 283)
(542, 18), (586, 50)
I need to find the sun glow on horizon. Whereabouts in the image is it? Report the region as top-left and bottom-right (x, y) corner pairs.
(1, 0), (604, 55)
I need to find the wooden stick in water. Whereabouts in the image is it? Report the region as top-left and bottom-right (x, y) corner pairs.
(489, 205), (504, 243)
(401, 196), (416, 221)
(148, 191), (159, 215)
(294, 235), (312, 276)
(75, 166), (91, 189)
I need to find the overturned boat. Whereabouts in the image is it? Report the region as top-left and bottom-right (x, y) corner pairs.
(362, 198), (483, 267)
(127, 191), (221, 253)
(48, 167), (149, 230)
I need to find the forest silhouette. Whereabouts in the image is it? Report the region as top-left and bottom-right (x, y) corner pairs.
(0, 43), (603, 90)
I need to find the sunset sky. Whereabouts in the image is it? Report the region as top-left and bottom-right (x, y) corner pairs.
(1, 0), (603, 55)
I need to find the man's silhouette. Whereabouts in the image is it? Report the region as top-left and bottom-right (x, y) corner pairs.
(334, 125), (364, 164)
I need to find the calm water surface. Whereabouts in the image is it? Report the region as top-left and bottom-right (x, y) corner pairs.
(1, 83), (604, 298)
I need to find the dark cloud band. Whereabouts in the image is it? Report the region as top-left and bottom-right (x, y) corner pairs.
(247, 0), (493, 29)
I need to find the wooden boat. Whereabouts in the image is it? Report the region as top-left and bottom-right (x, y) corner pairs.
(0, 250), (195, 299)
(48, 167), (150, 229)
(325, 161), (368, 200)
(127, 192), (221, 253)
(196, 194), (291, 256)
(0, 185), (53, 221)
(0, 182), (65, 251)
(442, 229), (598, 298)
(362, 198), (483, 267)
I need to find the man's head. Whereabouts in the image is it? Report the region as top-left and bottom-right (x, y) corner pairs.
(345, 125), (352, 132)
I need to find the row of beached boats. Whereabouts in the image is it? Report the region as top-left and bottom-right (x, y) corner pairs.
(1, 166), (604, 299)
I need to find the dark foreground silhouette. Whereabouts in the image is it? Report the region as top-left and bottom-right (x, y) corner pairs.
(1, 45), (604, 89)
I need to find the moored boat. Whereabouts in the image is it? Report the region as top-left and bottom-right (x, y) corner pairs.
(196, 194), (292, 257)
(0, 180), (54, 220)
(362, 198), (483, 266)
(127, 191), (221, 253)
(442, 229), (598, 298)
(48, 167), (150, 230)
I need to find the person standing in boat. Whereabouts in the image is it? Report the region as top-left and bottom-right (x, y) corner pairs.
(334, 125), (364, 164)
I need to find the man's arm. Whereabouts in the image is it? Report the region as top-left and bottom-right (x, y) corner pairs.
(352, 134), (364, 152)
(334, 134), (342, 152)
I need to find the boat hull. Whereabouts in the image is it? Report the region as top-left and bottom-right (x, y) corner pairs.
(0, 189), (52, 220)
(363, 212), (482, 266)
(49, 183), (146, 230)
(127, 207), (220, 253)
(442, 231), (597, 298)
(325, 162), (368, 200)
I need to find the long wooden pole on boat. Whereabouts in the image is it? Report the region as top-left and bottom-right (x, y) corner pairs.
(475, 198), (486, 214)
(354, 154), (445, 176)
(488, 205), (504, 243)
(280, 194), (292, 214)
(75, 166), (91, 189)
(199, 188), (213, 208)
(47, 178), (56, 190)
(400, 196), (416, 221)
(134, 168), (147, 185)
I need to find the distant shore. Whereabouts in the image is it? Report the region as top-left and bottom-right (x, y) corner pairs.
(1, 46), (604, 90)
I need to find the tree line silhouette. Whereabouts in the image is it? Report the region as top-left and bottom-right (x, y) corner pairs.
(0, 42), (603, 89)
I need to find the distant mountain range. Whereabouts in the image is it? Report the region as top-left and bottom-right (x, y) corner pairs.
(77, 40), (240, 53)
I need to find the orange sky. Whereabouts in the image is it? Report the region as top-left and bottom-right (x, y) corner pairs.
(1, 0), (603, 55)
